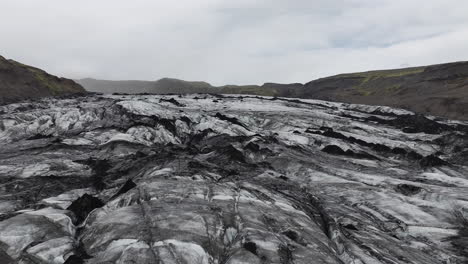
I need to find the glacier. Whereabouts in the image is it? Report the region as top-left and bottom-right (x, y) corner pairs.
(0, 94), (467, 263)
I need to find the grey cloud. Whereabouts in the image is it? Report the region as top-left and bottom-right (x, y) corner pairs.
(1, 0), (467, 85)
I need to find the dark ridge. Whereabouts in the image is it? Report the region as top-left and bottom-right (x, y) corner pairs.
(207, 93), (225, 98)
(282, 230), (299, 242)
(342, 223), (359, 231)
(218, 145), (246, 163)
(188, 160), (210, 170)
(243, 241), (258, 255)
(365, 114), (452, 134)
(419, 155), (448, 168)
(370, 109), (406, 117)
(0, 212), (18, 222)
(392, 147), (423, 160)
(0, 175), (91, 214)
(307, 127), (423, 160)
(321, 145), (379, 160)
(197, 134), (253, 148)
(454, 124), (468, 133)
(78, 158), (111, 175)
(281, 229), (307, 246)
(188, 128), (215, 145)
(76, 158), (111, 190)
(66, 194), (104, 224)
(214, 113), (248, 129)
(449, 210), (468, 260)
(116, 105), (178, 135)
(64, 255), (85, 264)
(26, 134), (54, 140)
(110, 179), (137, 200)
(154, 116), (177, 135)
(305, 194), (340, 243)
(72, 240), (93, 261)
(269, 96), (336, 110)
(395, 184), (422, 196)
(160, 98), (185, 107)
(321, 145), (348, 155)
(392, 115), (452, 134)
(278, 244), (294, 264)
(180, 116), (192, 126)
(0, 249), (14, 264)
(244, 142), (260, 152)
(279, 175), (289, 181)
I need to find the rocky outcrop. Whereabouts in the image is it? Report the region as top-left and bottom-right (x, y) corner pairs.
(0, 94), (467, 263)
(0, 56), (85, 104)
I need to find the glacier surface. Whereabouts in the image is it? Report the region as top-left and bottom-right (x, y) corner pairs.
(0, 94), (467, 263)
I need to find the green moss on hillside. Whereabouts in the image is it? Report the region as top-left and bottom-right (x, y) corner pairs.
(336, 66), (426, 80)
(338, 67), (426, 95)
(384, 84), (402, 93)
(34, 72), (62, 95)
(8, 59), (83, 95)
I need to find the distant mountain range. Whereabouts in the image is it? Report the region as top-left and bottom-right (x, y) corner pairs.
(77, 77), (305, 97)
(0, 55), (85, 104)
(77, 61), (468, 120)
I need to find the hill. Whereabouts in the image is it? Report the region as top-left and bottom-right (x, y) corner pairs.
(299, 62), (468, 120)
(0, 56), (85, 104)
(77, 77), (216, 94)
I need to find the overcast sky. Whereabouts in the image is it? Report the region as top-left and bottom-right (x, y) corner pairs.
(1, 0), (468, 85)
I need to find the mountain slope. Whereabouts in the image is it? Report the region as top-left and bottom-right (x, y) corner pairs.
(299, 62), (468, 121)
(77, 61), (468, 120)
(0, 56), (85, 104)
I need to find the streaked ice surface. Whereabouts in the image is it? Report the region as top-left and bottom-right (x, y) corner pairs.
(0, 94), (467, 263)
